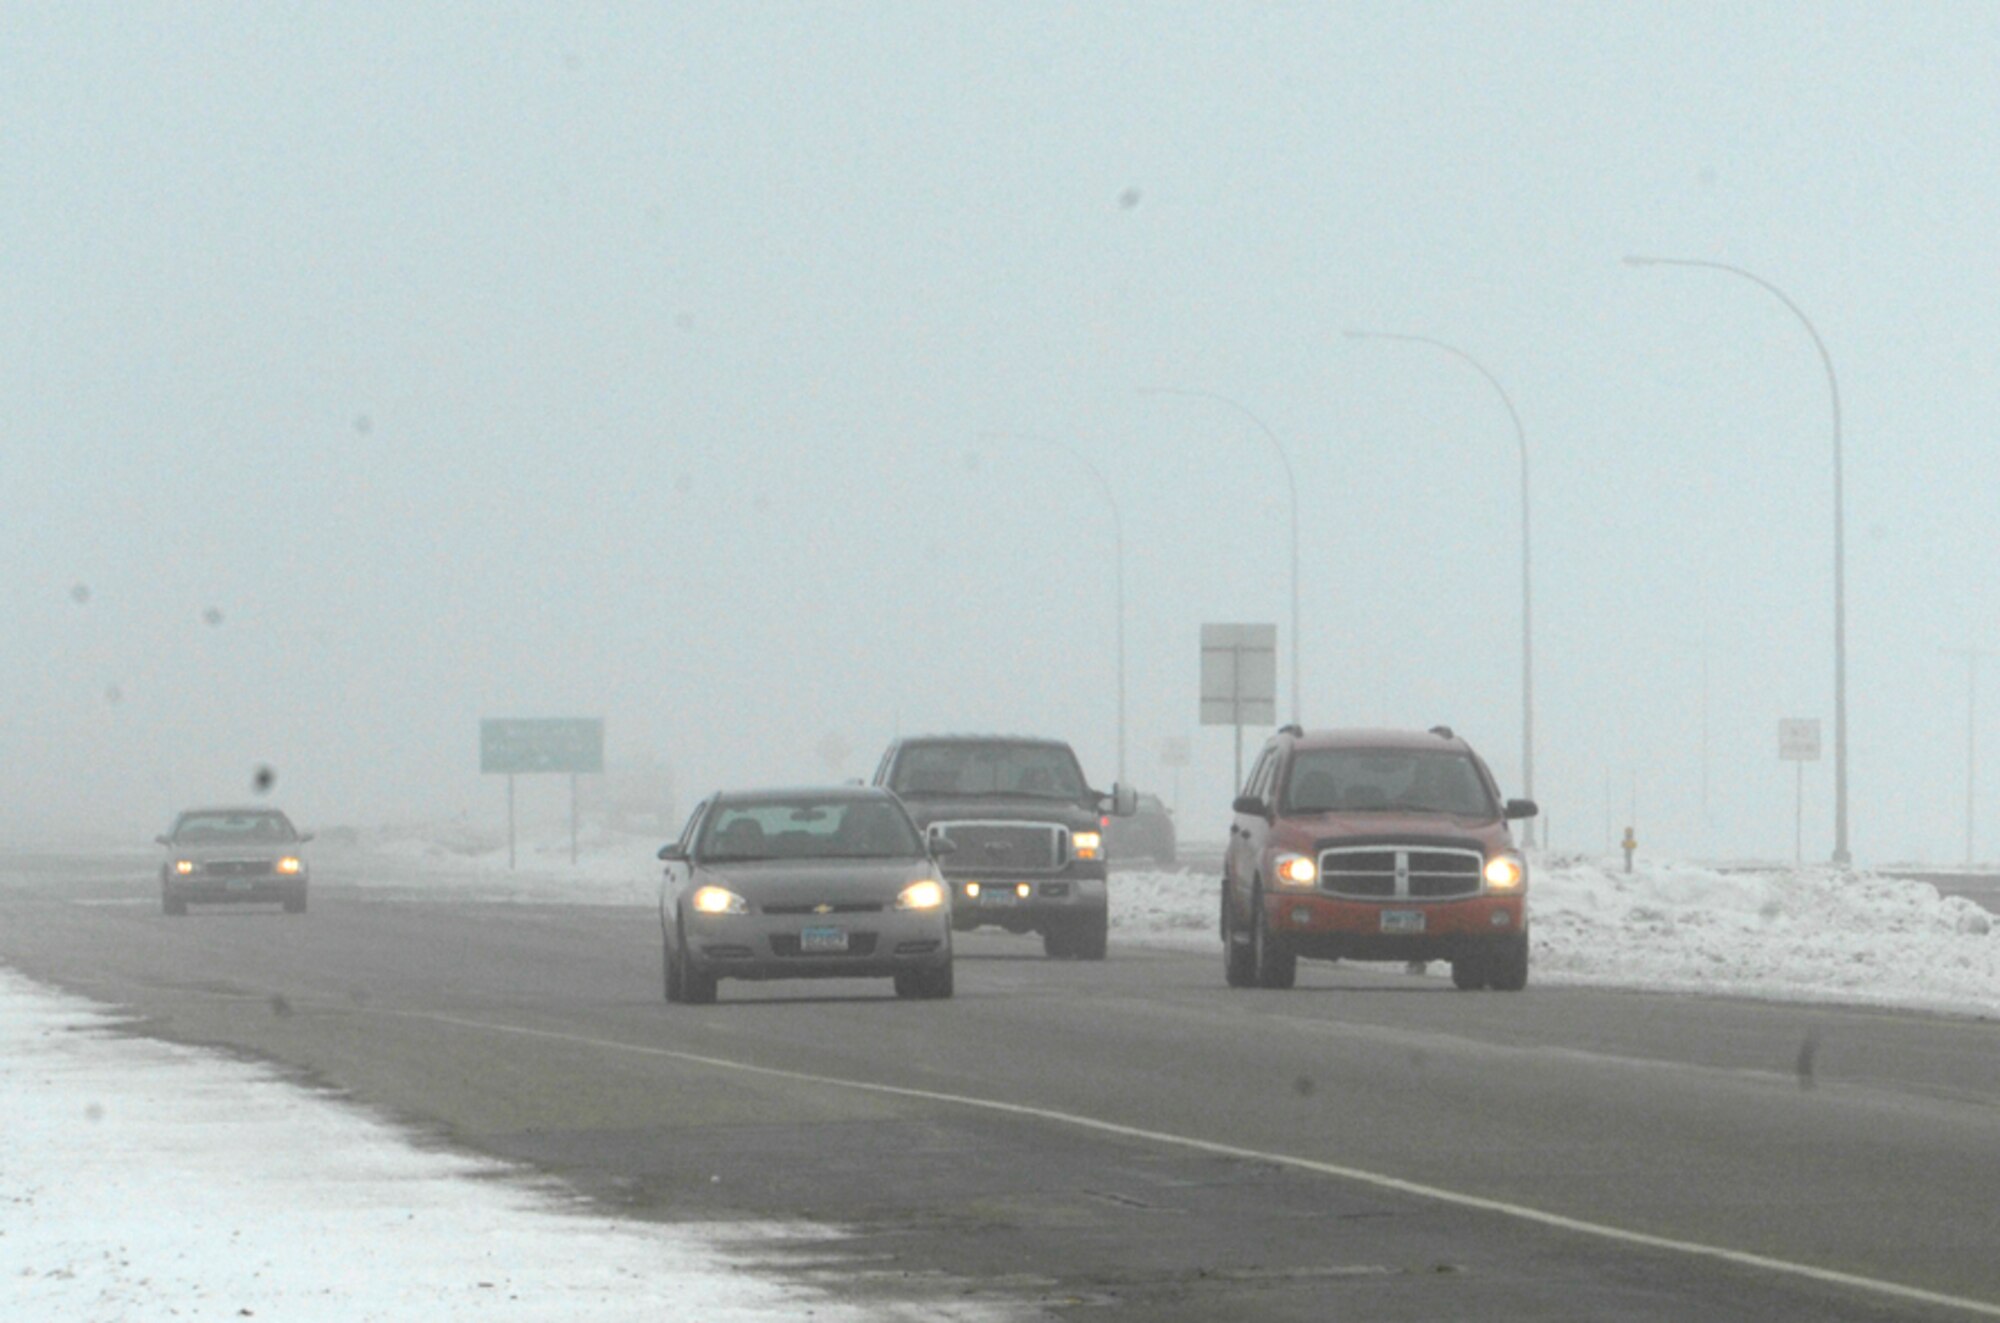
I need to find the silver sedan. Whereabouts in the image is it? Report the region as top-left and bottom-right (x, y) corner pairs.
(658, 787), (954, 1004)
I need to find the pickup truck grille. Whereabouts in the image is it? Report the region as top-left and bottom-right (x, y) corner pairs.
(932, 821), (1064, 875)
(1317, 846), (1484, 900)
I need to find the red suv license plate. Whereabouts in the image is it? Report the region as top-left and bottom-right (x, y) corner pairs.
(1380, 910), (1425, 934)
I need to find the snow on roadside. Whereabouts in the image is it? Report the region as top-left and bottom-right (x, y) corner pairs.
(1110, 853), (2000, 1019)
(0, 967), (968, 1322)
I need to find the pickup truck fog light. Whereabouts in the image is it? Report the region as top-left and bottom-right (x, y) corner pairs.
(1014, 882), (1033, 899)
(1491, 910), (1513, 927)
(1290, 907), (1312, 925)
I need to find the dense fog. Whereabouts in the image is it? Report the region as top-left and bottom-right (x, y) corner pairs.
(5, 4), (1997, 862)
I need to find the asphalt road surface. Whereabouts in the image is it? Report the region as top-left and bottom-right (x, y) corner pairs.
(4, 846), (1999, 1321)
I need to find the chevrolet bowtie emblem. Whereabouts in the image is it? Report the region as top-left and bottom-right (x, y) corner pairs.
(813, 903), (834, 915)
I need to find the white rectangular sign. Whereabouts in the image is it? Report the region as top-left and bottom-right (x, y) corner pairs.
(1200, 623), (1277, 727)
(1778, 718), (1822, 762)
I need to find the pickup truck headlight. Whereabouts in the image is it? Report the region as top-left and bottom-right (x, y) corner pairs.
(1273, 853), (1318, 887)
(174, 860), (196, 876)
(897, 879), (947, 910)
(1484, 853), (1526, 891)
(691, 885), (748, 915)
(277, 857), (303, 875)
(1072, 831), (1103, 861)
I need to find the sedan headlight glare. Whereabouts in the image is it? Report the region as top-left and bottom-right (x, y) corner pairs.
(1273, 853), (1318, 887)
(174, 860), (195, 876)
(1484, 854), (1525, 891)
(691, 885), (748, 915)
(277, 857), (303, 875)
(897, 879), (947, 911)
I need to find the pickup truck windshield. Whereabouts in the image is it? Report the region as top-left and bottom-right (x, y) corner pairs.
(890, 742), (1089, 799)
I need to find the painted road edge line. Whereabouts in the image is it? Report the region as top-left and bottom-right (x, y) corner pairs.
(391, 1007), (2000, 1320)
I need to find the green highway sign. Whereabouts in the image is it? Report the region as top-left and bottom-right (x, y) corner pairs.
(480, 718), (604, 775)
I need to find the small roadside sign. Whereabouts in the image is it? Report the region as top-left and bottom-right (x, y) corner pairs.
(1778, 718), (1822, 762)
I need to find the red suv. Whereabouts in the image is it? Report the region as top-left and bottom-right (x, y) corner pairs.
(1222, 726), (1537, 991)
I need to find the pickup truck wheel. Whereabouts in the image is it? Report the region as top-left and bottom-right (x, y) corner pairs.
(1250, 884), (1297, 990)
(1222, 882), (1255, 987)
(1487, 932), (1530, 992)
(1073, 910), (1108, 961)
(1450, 954), (1488, 990)
(1041, 925), (1073, 958)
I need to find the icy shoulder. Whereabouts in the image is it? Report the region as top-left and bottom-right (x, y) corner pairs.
(1111, 853), (1999, 1019)
(0, 967), (992, 1322)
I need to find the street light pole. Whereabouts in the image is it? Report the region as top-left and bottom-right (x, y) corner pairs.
(977, 431), (1127, 785)
(1343, 329), (1536, 846)
(1139, 387), (1302, 726)
(1942, 644), (1996, 866)
(1624, 255), (1852, 866)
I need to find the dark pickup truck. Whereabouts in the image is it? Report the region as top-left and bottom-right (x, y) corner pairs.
(873, 734), (1136, 959)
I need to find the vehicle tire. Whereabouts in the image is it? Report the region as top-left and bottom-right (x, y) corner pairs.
(1041, 925), (1074, 959)
(1073, 910), (1108, 961)
(1222, 882), (1255, 988)
(283, 891), (307, 915)
(163, 891), (187, 917)
(1450, 954), (1488, 990)
(662, 932), (683, 1003)
(1249, 884), (1297, 990)
(676, 920), (717, 1004)
(895, 962), (954, 1000)
(1486, 932), (1530, 992)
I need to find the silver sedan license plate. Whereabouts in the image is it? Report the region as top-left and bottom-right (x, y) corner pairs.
(800, 925), (849, 953)
(1380, 909), (1425, 934)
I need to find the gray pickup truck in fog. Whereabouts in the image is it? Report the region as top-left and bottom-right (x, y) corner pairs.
(873, 734), (1135, 959)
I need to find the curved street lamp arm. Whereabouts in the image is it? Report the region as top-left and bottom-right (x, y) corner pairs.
(1342, 329), (1536, 836)
(1624, 254), (1850, 865)
(1137, 386), (1304, 725)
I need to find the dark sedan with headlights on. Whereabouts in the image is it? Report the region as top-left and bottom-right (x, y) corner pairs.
(157, 806), (313, 915)
(657, 787), (955, 1004)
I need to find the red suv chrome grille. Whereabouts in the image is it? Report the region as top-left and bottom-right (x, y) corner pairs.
(1317, 845), (1483, 900)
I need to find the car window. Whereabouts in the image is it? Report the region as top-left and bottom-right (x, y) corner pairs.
(171, 812), (297, 844)
(696, 798), (923, 861)
(1280, 749), (1497, 816)
(888, 742), (1087, 798)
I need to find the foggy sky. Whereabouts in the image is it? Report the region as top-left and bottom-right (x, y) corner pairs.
(6, 3), (1998, 863)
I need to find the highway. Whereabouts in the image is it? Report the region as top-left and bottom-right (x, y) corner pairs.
(3, 845), (1998, 1321)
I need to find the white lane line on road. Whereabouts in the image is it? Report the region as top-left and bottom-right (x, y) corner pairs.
(391, 1006), (2000, 1319)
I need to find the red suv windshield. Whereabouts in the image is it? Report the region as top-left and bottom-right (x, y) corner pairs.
(1281, 748), (1495, 817)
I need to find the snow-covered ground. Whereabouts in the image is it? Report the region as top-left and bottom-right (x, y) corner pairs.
(1115, 852), (2000, 1019)
(6, 829), (1995, 1319)
(0, 963), (992, 1322)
